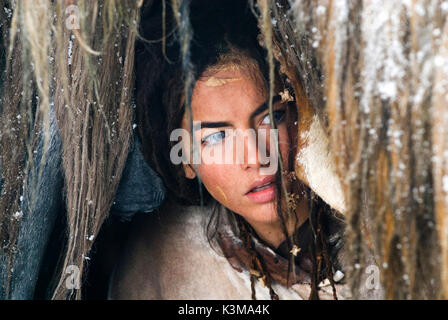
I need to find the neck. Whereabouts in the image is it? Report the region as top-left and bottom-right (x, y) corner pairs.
(246, 196), (309, 248)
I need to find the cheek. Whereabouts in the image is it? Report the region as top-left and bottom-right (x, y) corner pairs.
(196, 164), (238, 205)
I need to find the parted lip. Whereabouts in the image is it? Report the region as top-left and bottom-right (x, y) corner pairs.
(246, 175), (276, 194)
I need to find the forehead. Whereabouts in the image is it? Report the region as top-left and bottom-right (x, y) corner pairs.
(189, 67), (267, 123)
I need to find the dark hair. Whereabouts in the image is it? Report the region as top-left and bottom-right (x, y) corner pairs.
(135, 0), (278, 204)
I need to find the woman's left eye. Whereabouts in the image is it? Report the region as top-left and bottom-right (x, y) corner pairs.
(260, 110), (286, 125)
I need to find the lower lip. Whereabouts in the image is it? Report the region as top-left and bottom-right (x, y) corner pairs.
(246, 184), (276, 204)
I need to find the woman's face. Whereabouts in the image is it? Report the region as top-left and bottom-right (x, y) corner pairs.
(181, 65), (291, 226)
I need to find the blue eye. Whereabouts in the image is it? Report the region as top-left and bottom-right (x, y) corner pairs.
(261, 110), (286, 125)
(202, 131), (226, 146)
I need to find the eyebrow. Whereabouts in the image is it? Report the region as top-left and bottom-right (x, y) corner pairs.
(199, 95), (282, 129)
(250, 94), (282, 119)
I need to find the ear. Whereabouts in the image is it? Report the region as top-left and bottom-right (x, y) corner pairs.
(183, 163), (197, 179)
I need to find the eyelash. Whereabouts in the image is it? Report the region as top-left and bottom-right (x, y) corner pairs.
(201, 110), (286, 146)
(260, 109), (286, 125)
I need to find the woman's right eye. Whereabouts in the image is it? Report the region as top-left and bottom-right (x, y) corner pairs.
(260, 109), (286, 126)
(201, 131), (226, 146)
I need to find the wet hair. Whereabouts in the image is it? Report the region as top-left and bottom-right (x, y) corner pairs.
(3, 0), (445, 300)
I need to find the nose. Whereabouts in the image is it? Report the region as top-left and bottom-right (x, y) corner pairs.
(237, 129), (271, 171)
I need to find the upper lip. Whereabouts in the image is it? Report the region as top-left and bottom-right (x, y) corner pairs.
(246, 175), (276, 194)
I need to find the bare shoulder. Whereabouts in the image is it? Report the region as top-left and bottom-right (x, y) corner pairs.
(108, 201), (238, 299)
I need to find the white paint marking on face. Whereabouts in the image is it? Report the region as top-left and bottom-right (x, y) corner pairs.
(202, 77), (242, 87)
(215, 185), (228, 202)
(296, 115), (347, 214)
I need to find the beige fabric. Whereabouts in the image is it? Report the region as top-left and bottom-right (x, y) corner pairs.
(296, 115), (347, 214)
(108, 202), (351, 300)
